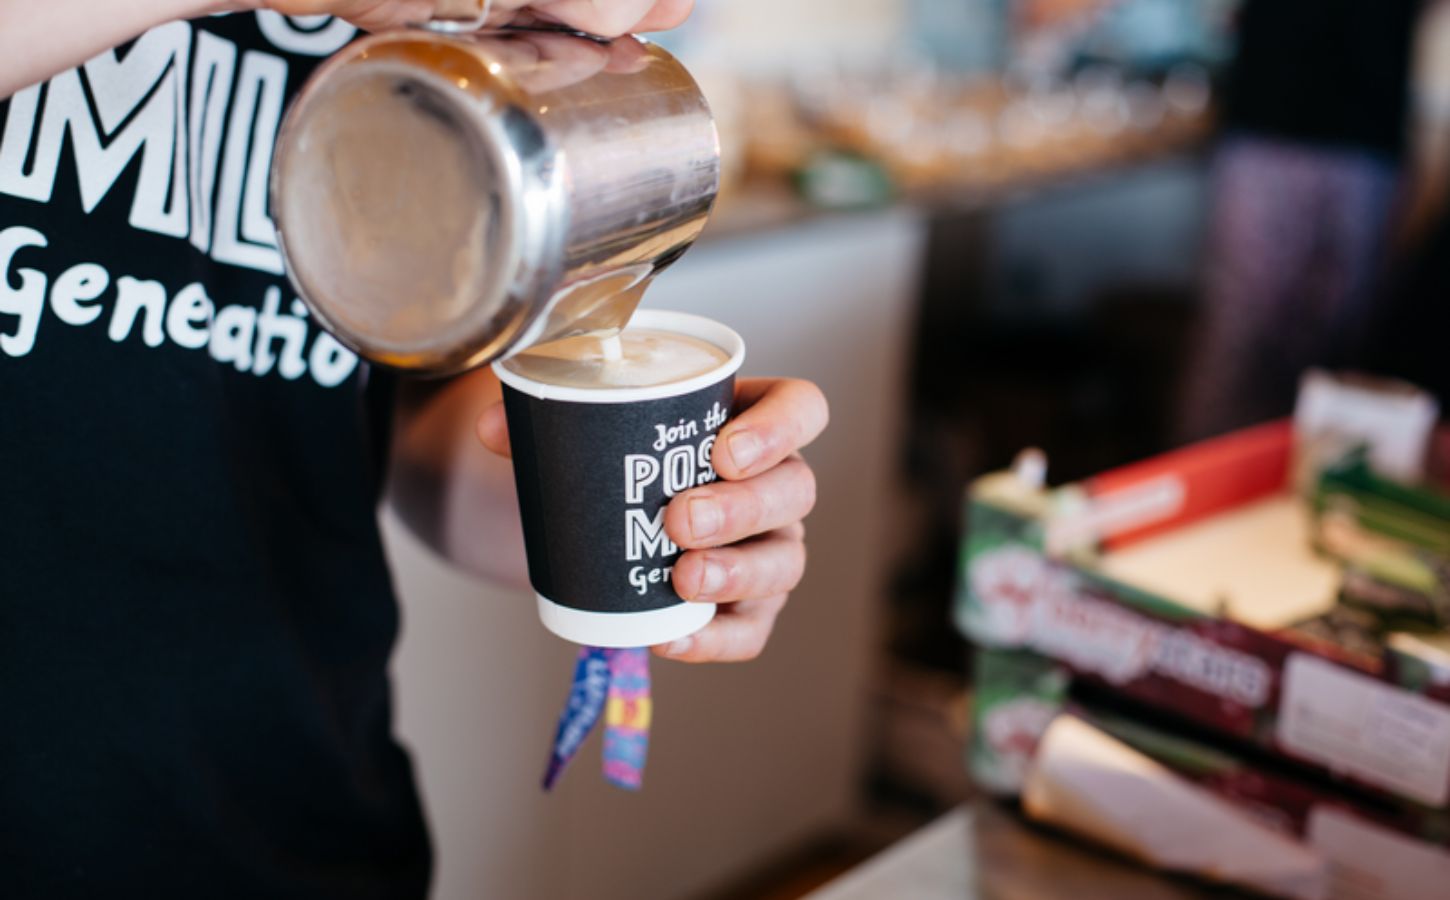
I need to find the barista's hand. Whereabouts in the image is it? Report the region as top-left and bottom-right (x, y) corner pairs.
(256, 0), (693, 36)
(477, 377), (829, 664)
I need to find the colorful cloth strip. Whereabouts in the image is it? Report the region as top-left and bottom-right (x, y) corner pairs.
(543, 647), (652, 792)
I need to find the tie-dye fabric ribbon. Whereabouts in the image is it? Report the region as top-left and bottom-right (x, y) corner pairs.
(543, 647), (652, 791)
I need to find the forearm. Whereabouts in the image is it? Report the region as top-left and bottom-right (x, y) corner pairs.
(0, 0), (236, 98)
(0, 0), (693, 99)
(387, 367), (530, 587)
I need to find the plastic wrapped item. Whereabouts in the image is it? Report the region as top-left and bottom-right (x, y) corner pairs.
(1022, 716), (1329, 899)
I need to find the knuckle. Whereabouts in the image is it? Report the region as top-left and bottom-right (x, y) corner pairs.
(798, 463), (818, 513)
(774, 459), (817, 522)
(733, 633), (767, 662)
(721, 555), (749, 598)
(674, 552), (705, 599)
(734, 484), (768, 535)
(761, 426), (791, 462)
(662, 494), (695, 545)
(678, 630), (718, 663)
(811, 384), (831, 428)
(789, 379), (829, 435)
(786, 541), (808, 585)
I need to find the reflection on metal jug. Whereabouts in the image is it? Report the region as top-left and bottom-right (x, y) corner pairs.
(270, 24), (720, 375)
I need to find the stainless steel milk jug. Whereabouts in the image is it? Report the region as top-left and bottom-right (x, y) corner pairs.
(269, 22), (720, 375)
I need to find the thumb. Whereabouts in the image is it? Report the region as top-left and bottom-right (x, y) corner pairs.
(476, 401), (513, 458)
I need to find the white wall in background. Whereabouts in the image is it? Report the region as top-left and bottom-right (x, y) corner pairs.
(679, 0), (911, 71)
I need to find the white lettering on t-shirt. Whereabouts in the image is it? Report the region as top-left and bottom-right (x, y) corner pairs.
(309, 332), (359, 389)
(254, 286), (307, 379)
(110, 277), (168, 348)
(51, 264), (110, 327)
(0, 15), (364, 389)
(188, 30), (239, 254)
(212, 49), (288, 274)
(0, 224), (357, 387)
(0, 226), (47, 358)
(255, 13), (357, 56)
(0, 14), (359, 277)
(166, 283), (215, 349)
(210, 303), (257, 371)
(0, 23), (191, 236)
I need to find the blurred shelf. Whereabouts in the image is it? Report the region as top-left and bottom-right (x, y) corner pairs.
(703, 142), (1210, 245)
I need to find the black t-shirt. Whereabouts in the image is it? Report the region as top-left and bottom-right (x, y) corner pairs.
(0, 14), (430, 897)
(1224, 0), (1420, 159)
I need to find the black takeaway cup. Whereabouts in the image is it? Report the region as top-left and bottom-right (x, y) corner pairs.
(492, 311), (746, 647)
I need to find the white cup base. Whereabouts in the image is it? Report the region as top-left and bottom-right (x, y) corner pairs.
(536, 594), (716, 648)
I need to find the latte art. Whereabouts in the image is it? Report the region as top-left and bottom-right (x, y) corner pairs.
(503, 329), (730, 389)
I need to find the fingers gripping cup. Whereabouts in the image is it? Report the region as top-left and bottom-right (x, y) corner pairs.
(493, 311), (745, 648)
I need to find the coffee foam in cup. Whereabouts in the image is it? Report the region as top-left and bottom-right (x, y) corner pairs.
(503, 328), (729, 390)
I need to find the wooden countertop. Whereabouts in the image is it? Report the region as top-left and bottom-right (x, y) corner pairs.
(805, 801), (1230, 900)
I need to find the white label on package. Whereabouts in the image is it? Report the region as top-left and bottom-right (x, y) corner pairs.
(1046, 474), (1185, 552)
(1278, 653), (1450, 806)
(1308, 806), (1450, 900)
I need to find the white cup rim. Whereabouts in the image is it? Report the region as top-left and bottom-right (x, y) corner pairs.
(491, 310), (745, 404)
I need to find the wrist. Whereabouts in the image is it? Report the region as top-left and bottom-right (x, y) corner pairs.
(147, 0), (257, 21)
(211, 1), (263, 12)
(186, 0), (265, 15)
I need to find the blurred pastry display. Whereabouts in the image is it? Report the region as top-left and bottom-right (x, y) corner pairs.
(737, 62), (1214, 206)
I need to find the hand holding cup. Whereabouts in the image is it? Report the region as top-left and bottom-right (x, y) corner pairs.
(652, 378), (827, 662)
(478, 349), (828, 663)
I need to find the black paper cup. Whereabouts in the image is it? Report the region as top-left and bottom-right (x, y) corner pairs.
(492, 311), (746, 648)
